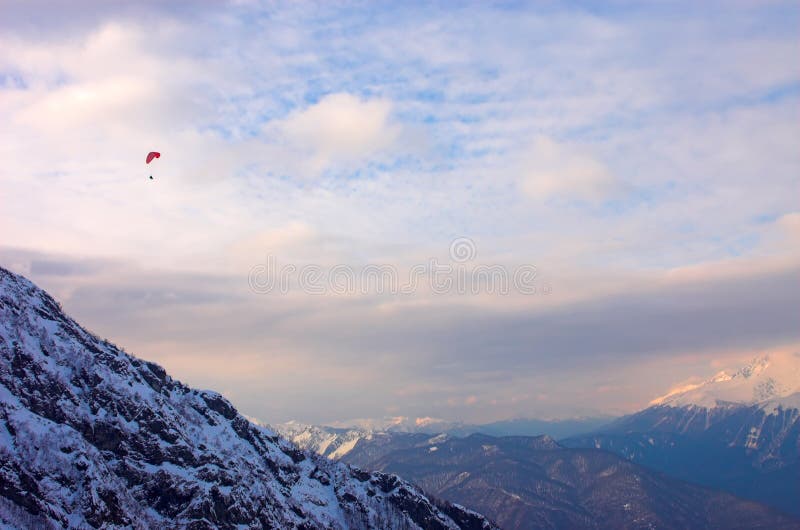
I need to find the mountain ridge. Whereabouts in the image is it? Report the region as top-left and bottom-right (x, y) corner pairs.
(650, 352), (800, 408)
(272, 415), (612, 460)
(0, 266), (497, 529)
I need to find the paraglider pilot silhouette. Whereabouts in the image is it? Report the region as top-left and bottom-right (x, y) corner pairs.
(146, 151), (160, 180)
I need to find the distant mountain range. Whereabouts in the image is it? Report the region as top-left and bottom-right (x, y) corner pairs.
(564, 352), (800, 516)
(0, 266), (496, 529)
(340, 431), (797, 529)
(273, 416), (611, 460)
(280, 353), (800, 528)
(315, 416), (614, 439)
(278, 426), (799, 529)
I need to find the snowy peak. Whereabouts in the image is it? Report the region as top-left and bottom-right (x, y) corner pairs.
(273, 421), (374, 460)
(274, 421), (458, 463)
(650, 352), (800, 409)
(272, 416), (465, 461)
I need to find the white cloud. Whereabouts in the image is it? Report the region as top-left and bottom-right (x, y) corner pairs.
(777, 212), (800, 236)
(519, 136), (621, 201)
(275, 93), (401, 176)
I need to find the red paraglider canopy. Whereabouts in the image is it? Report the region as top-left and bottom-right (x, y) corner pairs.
(146, 152), (161, 164)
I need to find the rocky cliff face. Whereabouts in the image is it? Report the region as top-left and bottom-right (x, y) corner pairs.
(0, 266), (496, 530)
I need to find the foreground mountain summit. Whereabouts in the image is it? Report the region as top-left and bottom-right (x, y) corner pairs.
(0, 267), (496, 530)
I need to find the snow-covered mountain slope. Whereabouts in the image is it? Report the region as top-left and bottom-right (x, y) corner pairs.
(0, 266), (496, 530)
(629, 352), (800, 468)
(564, 353), (800, 516)
(651, 352), (800, 408)
(620, 353), (800, 458)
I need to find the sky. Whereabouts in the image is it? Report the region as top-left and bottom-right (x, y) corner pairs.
(1, 0), (799, 425)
